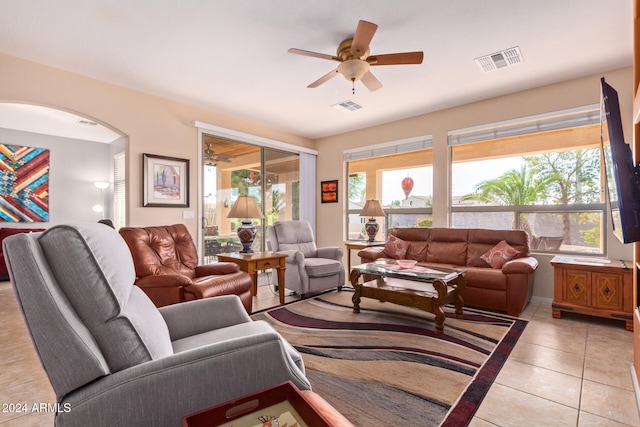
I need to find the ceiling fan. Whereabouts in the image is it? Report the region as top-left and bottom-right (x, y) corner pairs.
(288, 20), (423, 93)
(204, 142), (235, 166)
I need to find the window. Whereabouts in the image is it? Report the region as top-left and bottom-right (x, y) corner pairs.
(450, 105), (604, 254)
(113, 152), (126, 229)
(345, 136), (433, 240)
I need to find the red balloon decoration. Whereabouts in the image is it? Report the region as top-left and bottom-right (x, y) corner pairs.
(401, 176), (414, 199)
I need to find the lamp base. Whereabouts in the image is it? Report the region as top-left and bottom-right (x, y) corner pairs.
(365, 218), (379, 242)
(236, 221), (257, 254)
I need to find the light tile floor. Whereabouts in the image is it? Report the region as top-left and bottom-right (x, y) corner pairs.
(471, 300), (640, 427)
(1, 279), (639, 426)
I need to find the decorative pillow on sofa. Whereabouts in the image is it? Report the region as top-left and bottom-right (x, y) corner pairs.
(383, 235), (410, 259)
(481, 240), (521, 269)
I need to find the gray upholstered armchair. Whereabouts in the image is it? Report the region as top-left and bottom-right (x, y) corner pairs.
(3, 223), (310, 426)
(268, 220), (345, 297)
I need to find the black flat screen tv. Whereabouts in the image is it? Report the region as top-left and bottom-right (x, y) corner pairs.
(600, 77), (640, 243)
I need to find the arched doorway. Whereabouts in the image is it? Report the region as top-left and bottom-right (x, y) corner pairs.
(0, 102), (128, 227)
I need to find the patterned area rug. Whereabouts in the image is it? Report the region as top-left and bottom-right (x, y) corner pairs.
(253, 289), (527, 426)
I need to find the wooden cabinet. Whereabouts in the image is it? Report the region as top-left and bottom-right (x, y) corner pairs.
(551, 256), (633, 330)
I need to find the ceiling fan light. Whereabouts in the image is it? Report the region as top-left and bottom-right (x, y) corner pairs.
(337, 59), (370, 82)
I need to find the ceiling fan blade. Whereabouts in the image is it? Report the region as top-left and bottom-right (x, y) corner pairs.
(288, 48), (338, 61)
(369, 51), (424, 65)
(351, 20), (378, 58)
(307, 69), (339, 88)
(361, 70), (383, 92)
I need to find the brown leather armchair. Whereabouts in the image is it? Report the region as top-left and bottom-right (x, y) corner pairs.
(119, 224), (253, 312)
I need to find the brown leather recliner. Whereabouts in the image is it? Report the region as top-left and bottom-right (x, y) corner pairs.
(119, 224), (253, 312)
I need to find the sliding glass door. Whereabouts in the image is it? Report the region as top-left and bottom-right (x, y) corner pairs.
(201, 135), (299, 262)
(263, 147), (300, 250)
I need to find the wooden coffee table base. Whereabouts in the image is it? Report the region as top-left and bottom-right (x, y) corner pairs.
(350, 269), (465, 334)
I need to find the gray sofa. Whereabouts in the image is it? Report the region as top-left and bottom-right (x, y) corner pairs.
(4, 223), (310, 426)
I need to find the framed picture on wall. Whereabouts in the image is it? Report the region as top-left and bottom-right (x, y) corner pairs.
(321, 180), (338, 203)
(143, 153), (189, 207)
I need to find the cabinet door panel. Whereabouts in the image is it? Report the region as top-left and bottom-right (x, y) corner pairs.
(563, 270), (589, 306)
(592, 272), (623, 310)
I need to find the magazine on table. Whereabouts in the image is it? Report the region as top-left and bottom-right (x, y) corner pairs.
(367, 262), (459, 281)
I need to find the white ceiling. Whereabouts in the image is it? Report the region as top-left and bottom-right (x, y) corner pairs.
(0, 103), (121, 143)
(0, 1), (633, 141)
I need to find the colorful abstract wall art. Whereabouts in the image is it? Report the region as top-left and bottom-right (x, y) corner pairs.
(0, 144), (50, 222)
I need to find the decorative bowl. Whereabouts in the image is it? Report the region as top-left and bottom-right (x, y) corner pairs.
(396, 259), (417, 269)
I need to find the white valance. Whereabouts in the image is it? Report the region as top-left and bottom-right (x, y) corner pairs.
(343, 135), (433, 162)
(448, 104), (600, 146)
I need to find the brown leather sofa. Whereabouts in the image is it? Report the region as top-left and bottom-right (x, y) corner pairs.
(119, 224), (253, 312)
(358, 227), (538, 317)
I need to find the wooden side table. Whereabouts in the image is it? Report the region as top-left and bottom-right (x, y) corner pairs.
(216, 252), (288, 304)
(550, 256), (633, 330)
(344, 240), (385, 268)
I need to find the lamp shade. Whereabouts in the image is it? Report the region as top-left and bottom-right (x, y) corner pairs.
(227, 196), (264, 219)
(337, 59), (370, 82)
(94, 181), (110, 189)
(360, 200), (385, 218)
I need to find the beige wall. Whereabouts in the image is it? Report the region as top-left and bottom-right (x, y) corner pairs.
(1, 52), (633, 301)
(0, 53), (314, 238)
(315, 66), (634, 300)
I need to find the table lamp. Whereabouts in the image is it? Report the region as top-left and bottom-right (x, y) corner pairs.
(227, 195), (264, 253)
(360, 199), (385, 242)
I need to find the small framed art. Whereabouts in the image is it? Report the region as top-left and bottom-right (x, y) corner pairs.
(143, 153), (189, 207)
(320, 180), (338, 203)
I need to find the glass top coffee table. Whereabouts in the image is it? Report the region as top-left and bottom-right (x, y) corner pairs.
(349, 261), (466, 333)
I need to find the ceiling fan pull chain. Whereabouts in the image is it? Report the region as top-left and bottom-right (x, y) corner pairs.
(352, 78), (356, 94)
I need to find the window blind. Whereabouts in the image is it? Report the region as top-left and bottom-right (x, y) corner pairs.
(299, 152), (316, 235)
(113, 152), (126, 229)
(343, 135), (433, 162)
(448, 104), (600, 146)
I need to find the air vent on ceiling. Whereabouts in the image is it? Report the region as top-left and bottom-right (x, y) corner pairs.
(331, 100), (364, 113)
(475, 47), (523, 72)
